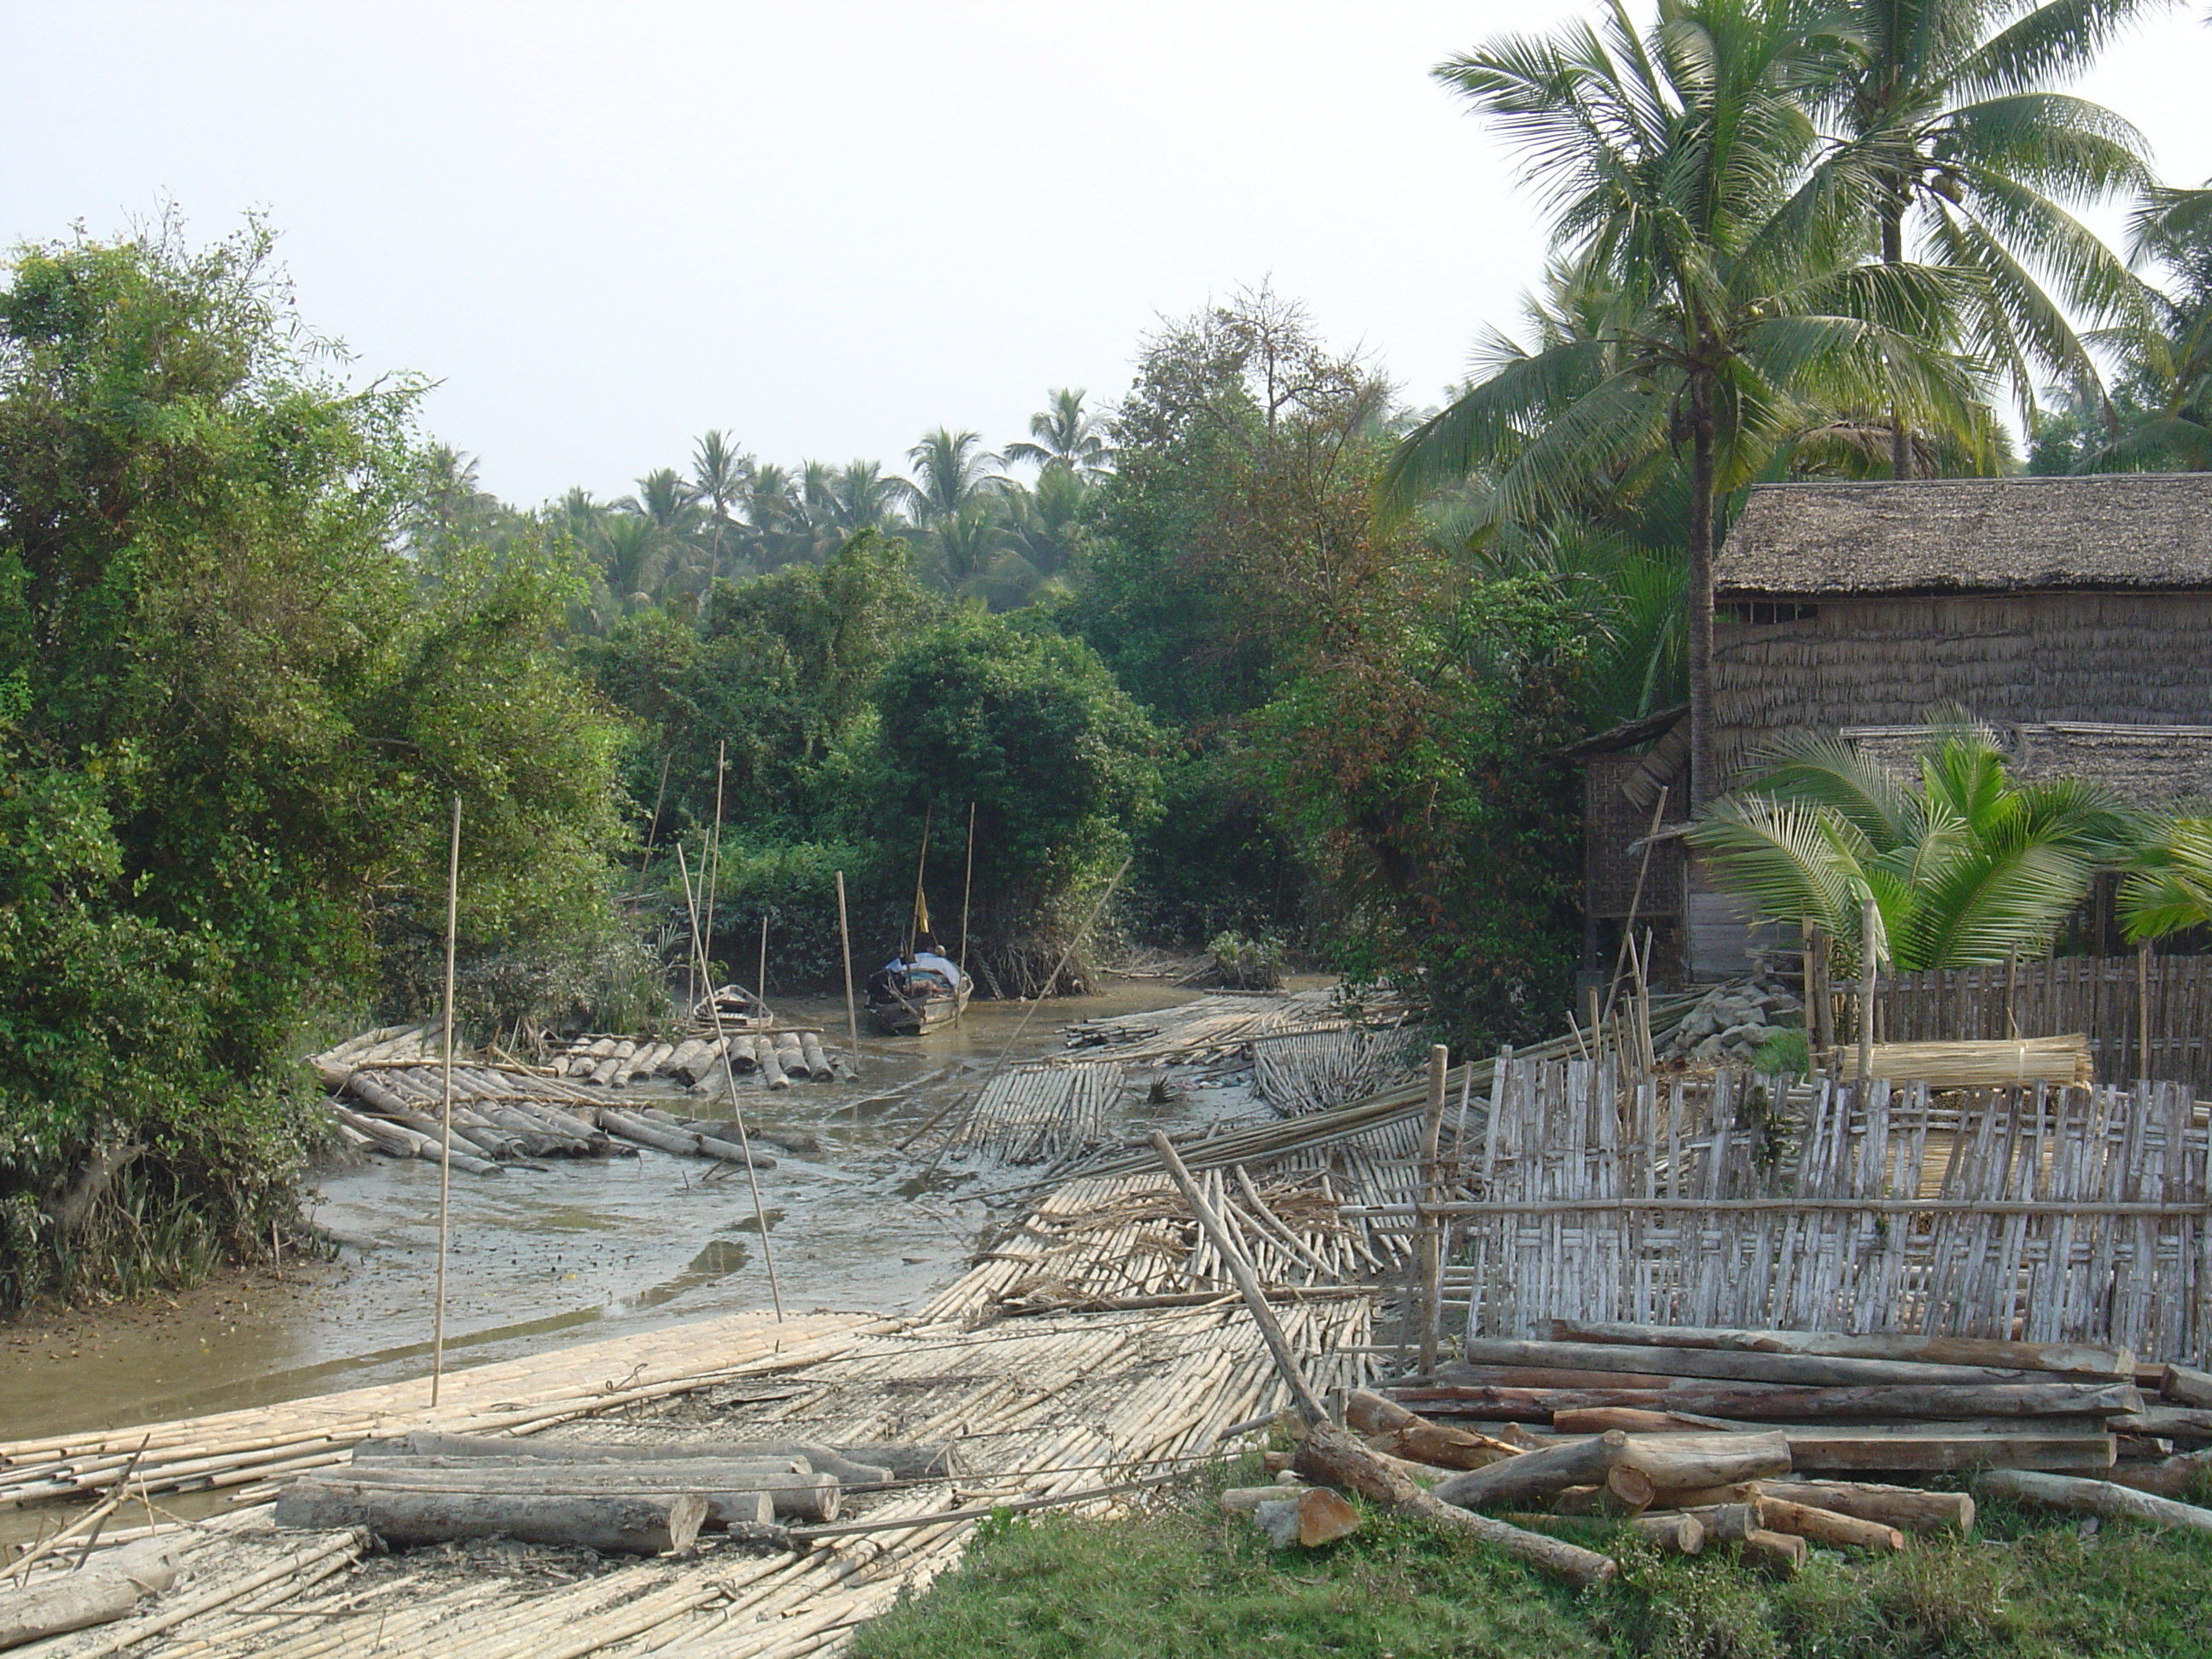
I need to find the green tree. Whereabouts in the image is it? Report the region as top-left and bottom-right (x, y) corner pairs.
(1006, 387), (1115, 480)
(1685, 725), (2127, 972)
(2119, 817), (2212, 940)
(1389, 0), (1981, 803)
(897, 428), (1007, 526)
(1815, 0), (2156, 475)
(0, 222), (628, 1303)
(871, 612), (1161, 992)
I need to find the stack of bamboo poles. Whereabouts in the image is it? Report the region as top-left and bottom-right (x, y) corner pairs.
(0, 1313), (879, 1514)
(919, 1168), (1382, 1321)
(1251, 1025), (1422, 1118)
(1053, 989), (1386, 1068)
(553, 1029), (849, 1087)
(1859, 1036), (2093, 1088)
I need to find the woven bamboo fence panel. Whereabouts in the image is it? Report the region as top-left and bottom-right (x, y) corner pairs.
(1439, 1056), (2212, 1365)
(1871, 953), (2212, 1091)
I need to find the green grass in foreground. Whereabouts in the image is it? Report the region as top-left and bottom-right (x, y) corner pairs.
(850, 1460), (2212, 1659)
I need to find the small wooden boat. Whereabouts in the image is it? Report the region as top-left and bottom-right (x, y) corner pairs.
(866, 956), (971, 1036)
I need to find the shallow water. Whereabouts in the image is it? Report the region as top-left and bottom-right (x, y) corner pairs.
(0, 979), (1243, 1444)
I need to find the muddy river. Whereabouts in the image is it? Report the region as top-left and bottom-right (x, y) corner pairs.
(0, 981), (1242, 1447)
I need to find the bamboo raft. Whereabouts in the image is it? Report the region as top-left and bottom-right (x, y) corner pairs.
(1055, 987), (1404, 1069)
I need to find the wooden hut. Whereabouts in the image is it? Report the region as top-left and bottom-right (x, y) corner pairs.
(1577, 473), (2212, 981)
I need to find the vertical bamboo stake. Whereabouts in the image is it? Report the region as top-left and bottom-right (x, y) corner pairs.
(757, 913), (770, 1007)
(958, 800), (977, 978)
(835, 870), (860, 1076)
(1602, 788), (1670, 1031)
(2005, 946), (2021, 1039)
(676, 843), (783, 1320)
(1857, 896), (1878, 1092)
(1418, 1044), (1449, 1372)
(2139, 938), (2153, 1081)
(431, 795), (461, 1406)
(906, 804), (934, 959)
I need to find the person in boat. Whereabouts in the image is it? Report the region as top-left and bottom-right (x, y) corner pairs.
(906, 933), (967, 994)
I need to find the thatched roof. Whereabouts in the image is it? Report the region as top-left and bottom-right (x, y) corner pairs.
(1717, 474), (2212, 596)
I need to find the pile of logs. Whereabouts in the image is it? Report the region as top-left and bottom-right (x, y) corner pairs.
(1223, 1318), (2212, 1584)
(273, 1431), (948, 1557)
(551, 1028), (847, 1090)
(1382, 1320), (2212, 1479)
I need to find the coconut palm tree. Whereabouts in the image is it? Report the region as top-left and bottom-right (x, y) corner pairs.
(1687, 724), (2128, 972)
(1006, 388), (1115, 480)
(1813, 0), (2157, 476)
(690, 429), (752, 581)
(2075, 181), (2212, 470)
(898, 428), (1007, 526)
(1386, 0), (1981, 803)
(2120, 817), (2212, 940)
(824, 459), (905, 533)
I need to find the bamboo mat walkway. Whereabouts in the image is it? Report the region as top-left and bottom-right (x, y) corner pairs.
(0, 1313), (882, 1513)
(12, 1302), (1373, 1658)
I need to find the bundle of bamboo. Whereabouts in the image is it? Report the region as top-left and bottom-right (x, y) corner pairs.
(1859, 1036), (2094, 1088)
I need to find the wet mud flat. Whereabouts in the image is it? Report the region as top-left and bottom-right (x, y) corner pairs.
(0, 979), (1247, 1446)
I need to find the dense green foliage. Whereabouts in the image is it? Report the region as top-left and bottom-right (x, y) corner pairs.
(852, 1462), (2212, 1659)
(0, 224), (628, 1305)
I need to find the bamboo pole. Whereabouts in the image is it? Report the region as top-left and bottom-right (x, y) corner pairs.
(2139, 938), (2152, 1081)
(835, 870), (860, 1076)
(432, 795), (461, 1406)
(959, 799), (977, 979)
(1602, 787), (1668, 1030)
(758, 913), (770, 1008)
(1148, 1132), (1326, 1423)
(1418, 1045), (1448, 1373)
(1857, 897), (1877, 1092)
(707, 742), (726, 953)
(907, 803), (933, 959)
(676, 844), (783, 1320)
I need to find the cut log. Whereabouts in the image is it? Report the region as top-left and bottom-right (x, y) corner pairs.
(0, 1547), (177, 1650)
(1426, 1365), (1704, 1392)
(596, 1109), (776, 1168)
(1676, 1502), (1759, 1544)
(1342, 1390), (1520, 1470)
(1740, 1528), (1807, 1575)
(1580, 1382), (2142, 1423)
(324, 1463), (836, 1522)
(756, 1036), (790, 1091)
(799, 1033), (833, 1081)
(1557, 1408), (1728, 1435)
(2108, 1407), (2212, 1443)
(1783, 1431), (2113, 1473)
(1253, 1488), (1362, 1548)
(1550, 1321), (2133, 1379)
(2164, 1366), (2212, 1409)
(352, 1431), (897, 1487)
(1458, 1337), (2092, 1389)
(665, 1039), (711, 1084)
(1556, 1482), (1644, 1518)
(329, 1102), (502, 1176)
(1294, 1423), (1614, 1586)
(1614, 1431), (1793, 1490)
(1757, 1496), (1905, 1552)
(2107, 1449), (2212, 1499)
(1651, 1481), (1761, 1509)
(1977, 1469), (2212, 1534)
(1625, 1511), (1705, 1555)
(1604, 1465), (1658, 1511)
(276, 1481), (711, 1554)
(1220, 1486), (1315, 1513)
(355, 1451), (812, 1478)
(1742, 1480), (1974, 1537)
(1430, 1431), (1628, 1511)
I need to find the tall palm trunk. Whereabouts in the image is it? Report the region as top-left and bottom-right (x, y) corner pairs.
(1686, 363), (1719, 808)
(1882, 176), (1912, 480)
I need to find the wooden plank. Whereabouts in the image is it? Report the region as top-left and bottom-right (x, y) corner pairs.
(1549, 1321), (2133, 1377)
(1455, 1338), (2120, 1388)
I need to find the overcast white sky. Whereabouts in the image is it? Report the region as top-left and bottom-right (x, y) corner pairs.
(3, 2), (2207, 506)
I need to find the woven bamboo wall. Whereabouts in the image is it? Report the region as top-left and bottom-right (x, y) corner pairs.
(1871, 954), (2212, 1093)
(1440, 1057), (2212, 1364)
(1712, 591), (2212, 777)
(1585, 753), (1684, 917)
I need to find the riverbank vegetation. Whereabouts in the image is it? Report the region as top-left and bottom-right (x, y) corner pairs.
(6, 0), (2210, 1307)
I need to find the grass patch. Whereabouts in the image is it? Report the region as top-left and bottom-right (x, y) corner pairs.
(851, 1464), (2212, 1658)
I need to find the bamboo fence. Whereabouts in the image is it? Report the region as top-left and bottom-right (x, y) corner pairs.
(1251, 1026), (1422, 1118)
(1361, 1055), (2212, 1366)
(1872, 953), (2212, 1091)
